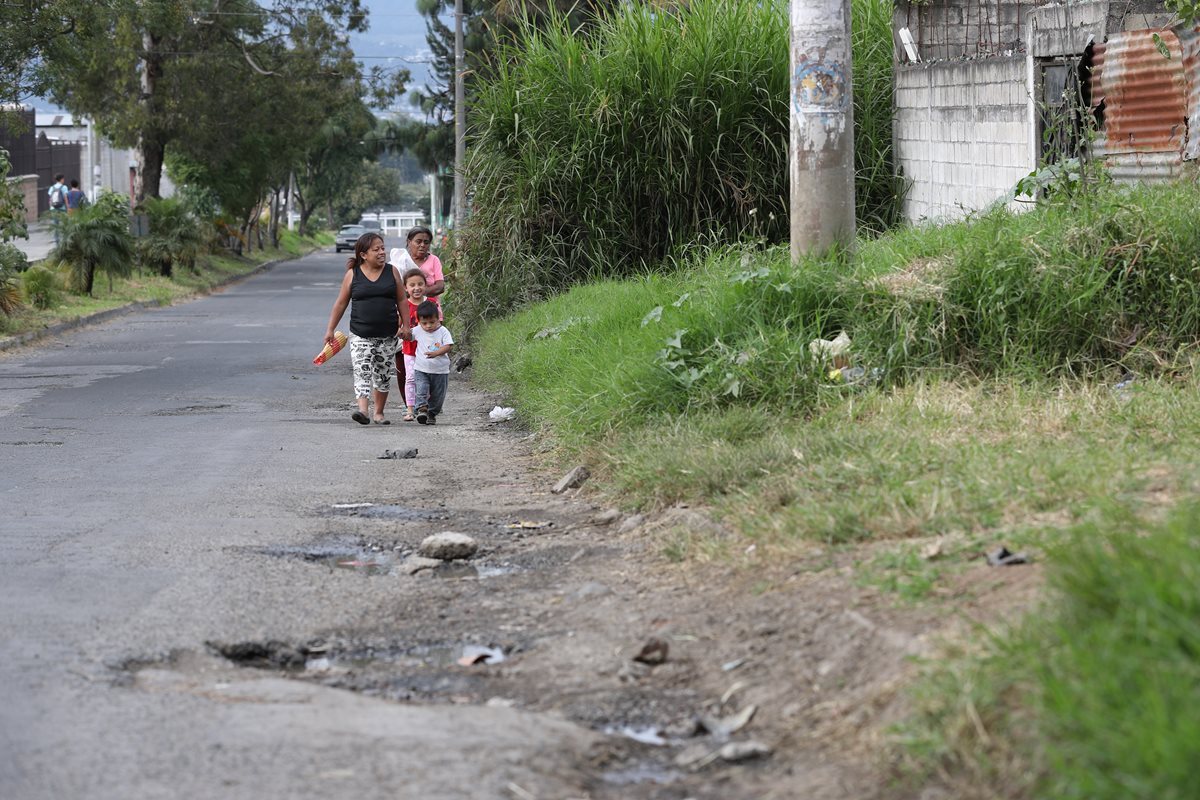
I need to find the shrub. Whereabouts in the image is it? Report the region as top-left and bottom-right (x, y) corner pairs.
(458, 0), (898, 333)
(0, 240), (26, 273)
(0, 243), (27, 315)
(21, 265), (59, 310)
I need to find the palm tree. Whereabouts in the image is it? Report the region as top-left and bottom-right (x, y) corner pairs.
(137, 197), (206, 277)
(53, 194), (135, 295)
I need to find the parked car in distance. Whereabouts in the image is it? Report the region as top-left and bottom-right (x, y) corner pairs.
(335, 224), (365, 252)
(357, 219), (381, 231)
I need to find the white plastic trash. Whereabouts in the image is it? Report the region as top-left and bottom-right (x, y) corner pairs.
(488, 406), (516, 422)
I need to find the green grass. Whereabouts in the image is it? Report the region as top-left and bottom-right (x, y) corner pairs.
(478, 181), (1200, 456)
(0, 230), (329, 339)
(896, 502), (1200, 800)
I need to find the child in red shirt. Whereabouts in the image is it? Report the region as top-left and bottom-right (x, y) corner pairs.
(399, 268), (428, 421)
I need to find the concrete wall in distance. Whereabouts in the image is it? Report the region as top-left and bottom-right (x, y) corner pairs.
(9, 175), (39, 223)
(894, 56), (1033, 222)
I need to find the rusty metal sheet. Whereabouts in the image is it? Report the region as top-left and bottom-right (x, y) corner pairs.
(1177, 27), (1200, 160)
(1091, 29), (1187, 168)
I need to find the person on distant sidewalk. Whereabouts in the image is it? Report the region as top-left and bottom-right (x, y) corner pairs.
(411, 300), (454, 425)
(47, 173), (66, 244)
(65, 179), (87, 215)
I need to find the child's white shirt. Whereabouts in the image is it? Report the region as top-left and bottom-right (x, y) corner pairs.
(413, 324), (454, 374)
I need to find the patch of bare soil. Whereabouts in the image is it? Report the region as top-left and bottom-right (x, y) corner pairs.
(131, 385), (1046, 798)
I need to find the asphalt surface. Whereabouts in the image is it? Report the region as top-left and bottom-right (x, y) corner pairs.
(0, 250), (597, 799)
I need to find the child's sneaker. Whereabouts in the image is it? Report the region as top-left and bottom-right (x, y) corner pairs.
(415, 405), (428, 425)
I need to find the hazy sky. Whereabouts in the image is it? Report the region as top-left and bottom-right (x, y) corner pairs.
(349, 0), (448, 116)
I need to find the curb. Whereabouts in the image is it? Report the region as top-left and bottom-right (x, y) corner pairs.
(0, 247), (324, 354)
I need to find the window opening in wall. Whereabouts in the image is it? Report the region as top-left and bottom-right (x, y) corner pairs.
(1035, 48), (1093, 165)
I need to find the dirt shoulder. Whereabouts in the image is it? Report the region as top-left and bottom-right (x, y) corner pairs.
(122, 376), (1042, 799)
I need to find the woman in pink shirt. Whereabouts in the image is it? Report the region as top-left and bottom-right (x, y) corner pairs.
(389, 226), (444, 309)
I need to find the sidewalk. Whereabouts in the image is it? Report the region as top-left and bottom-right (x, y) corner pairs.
(11, 220), (58, 265)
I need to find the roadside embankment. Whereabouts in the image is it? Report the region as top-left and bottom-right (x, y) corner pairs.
(469, 180), (1200, 799)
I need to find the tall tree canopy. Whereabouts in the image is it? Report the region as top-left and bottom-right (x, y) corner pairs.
(38, 0), (405, 202)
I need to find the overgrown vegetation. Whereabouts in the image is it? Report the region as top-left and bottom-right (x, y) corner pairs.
(477, 181), (1200, 452)
(458, 0), (899, 331)
(136, 196), (208, 277)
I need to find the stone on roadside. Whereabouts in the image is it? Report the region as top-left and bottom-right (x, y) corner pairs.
(401, 555), (444, 574)
(591, 508), (621, 525)
(718, 740), (772, 762)
(418, 532), (478, 561)
(618, 514), (646, 534)
(552, 465), (590, 494)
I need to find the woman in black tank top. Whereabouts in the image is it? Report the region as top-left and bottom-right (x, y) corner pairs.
(323, 233), (410, 424)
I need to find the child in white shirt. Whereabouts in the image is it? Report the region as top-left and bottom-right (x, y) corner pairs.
(411, 300), (454, 425)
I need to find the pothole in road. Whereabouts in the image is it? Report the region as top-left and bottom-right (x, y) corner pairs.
(205, 636), (523, 704)
(249, 539), (519, 580)
(151, 404), (233, 416)
(326, 502), (449, 522)
(250, 540), (400, 575)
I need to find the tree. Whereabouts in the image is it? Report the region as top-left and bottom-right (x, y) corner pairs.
(293, 104), (377, 236)
(331, 162), (406, 226)
(0, 1), (76, 125)
(38, 1), (398, 203)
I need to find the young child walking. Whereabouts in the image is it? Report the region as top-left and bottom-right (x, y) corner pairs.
(398, 268), (428, 422)
(411, 300), (454, 425)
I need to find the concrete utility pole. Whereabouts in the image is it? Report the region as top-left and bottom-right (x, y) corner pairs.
(453, 0), (466, 230)
(789, 0), (856, 259)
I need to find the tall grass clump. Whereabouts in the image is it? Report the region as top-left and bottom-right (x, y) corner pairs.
(899, 501), (1200, 800)
(459, 0), (898, 331)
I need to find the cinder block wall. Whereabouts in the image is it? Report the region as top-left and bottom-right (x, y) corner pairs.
(894, 57), (1033, 222)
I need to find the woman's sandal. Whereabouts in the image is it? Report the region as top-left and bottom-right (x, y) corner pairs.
(351, 410), (370, 425)
(373, 416), (391, 425)
(402, 412), (415, 422)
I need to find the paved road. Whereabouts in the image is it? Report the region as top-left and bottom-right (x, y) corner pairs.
(0, 251), (595, 799)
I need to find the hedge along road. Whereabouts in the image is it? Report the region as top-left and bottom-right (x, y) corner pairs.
(0, 249), (607, 800)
